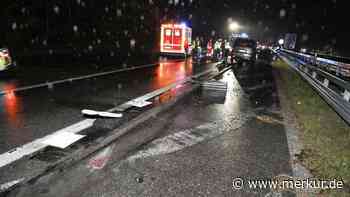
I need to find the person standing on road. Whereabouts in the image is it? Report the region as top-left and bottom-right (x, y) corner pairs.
(196, 38), (202, 59)
(214, 39), (222, 61)
(207, 39), (213, 58)
(184, 39), (189, 58)
(0, 54), (7, 71)
(0, 56), (5, 67)
(221, 40), (228, 63)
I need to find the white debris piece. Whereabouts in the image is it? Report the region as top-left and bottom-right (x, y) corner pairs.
(73, 25), (78, 32)
(81, 109), (123, 118)
(53, 5), (60, 14)
(42, 132), (85, 149)
(12, 22), (17, 30)
(0, 178), (25, 192)
(126, 100), (152, 108)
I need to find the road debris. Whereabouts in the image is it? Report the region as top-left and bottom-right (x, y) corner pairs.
(126, 100), (153, 108)
(42, 132), (86, 149)
(82, 109), (123, 118)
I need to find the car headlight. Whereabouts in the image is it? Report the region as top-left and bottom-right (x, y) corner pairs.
(246, 49), (253, 54)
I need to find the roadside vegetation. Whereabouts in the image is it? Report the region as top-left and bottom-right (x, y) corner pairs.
(273, 59), (350, 196)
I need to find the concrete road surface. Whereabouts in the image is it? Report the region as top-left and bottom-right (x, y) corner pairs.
(3, 55), (296, 196)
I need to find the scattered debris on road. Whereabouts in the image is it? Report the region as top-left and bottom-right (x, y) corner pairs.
(82, 109), (123, 118)
(42, 132), (86, 149)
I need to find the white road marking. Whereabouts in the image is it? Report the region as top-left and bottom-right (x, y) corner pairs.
(0, 178), (25, 192)
(0, 60), (186, 95)
(41, 132), (86, 149)
(0, 62), (163, 95)
(112, 68), (214, 112)
(0, 65), (217, 168)
(0, 119), (95, 168)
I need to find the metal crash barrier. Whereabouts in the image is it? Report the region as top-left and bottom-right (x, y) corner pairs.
(281, 49), (350, 77)
(277, 49), (350, 125)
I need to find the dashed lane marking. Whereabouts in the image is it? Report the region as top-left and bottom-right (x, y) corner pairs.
(0, 60), (184, 95)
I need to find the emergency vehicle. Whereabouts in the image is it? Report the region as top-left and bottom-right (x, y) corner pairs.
(0, 48), (14, 72)
(160, 23), (192, 56)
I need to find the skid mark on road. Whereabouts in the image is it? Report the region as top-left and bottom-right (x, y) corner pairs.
(124, 114), (252, 163)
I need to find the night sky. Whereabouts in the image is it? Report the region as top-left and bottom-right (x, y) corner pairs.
(0, 0), (340, 59)
(193, 0), (337, 53)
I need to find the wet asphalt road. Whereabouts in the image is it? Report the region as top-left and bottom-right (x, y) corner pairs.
(6, 53), (295, 196)
(0, 58), (213, 153)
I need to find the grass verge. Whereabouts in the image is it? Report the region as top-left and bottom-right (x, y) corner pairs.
(273, 59), (350, 196)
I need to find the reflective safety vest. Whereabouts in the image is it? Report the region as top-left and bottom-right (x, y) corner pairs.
(214, 41), (221, 50)
(0, 56), (5, 66)
(0, 57), (6, 70)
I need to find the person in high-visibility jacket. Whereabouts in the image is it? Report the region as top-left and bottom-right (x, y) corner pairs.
(214, 39), (221, 60)
(195, 38), (201, 58)
(0, 56), (6, 71)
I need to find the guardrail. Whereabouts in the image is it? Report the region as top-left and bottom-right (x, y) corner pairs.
(281, 49), (350, 78)
(277, 49), (350, 125)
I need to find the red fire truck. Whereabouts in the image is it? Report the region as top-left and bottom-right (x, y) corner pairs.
(160, 23), (192, 56)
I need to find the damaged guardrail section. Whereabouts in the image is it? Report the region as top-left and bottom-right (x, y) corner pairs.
(277, 49), (350, 125)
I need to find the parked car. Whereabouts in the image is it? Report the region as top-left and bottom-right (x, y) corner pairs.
(230, 38), (257, 64)
(0, 48), (15, 72)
